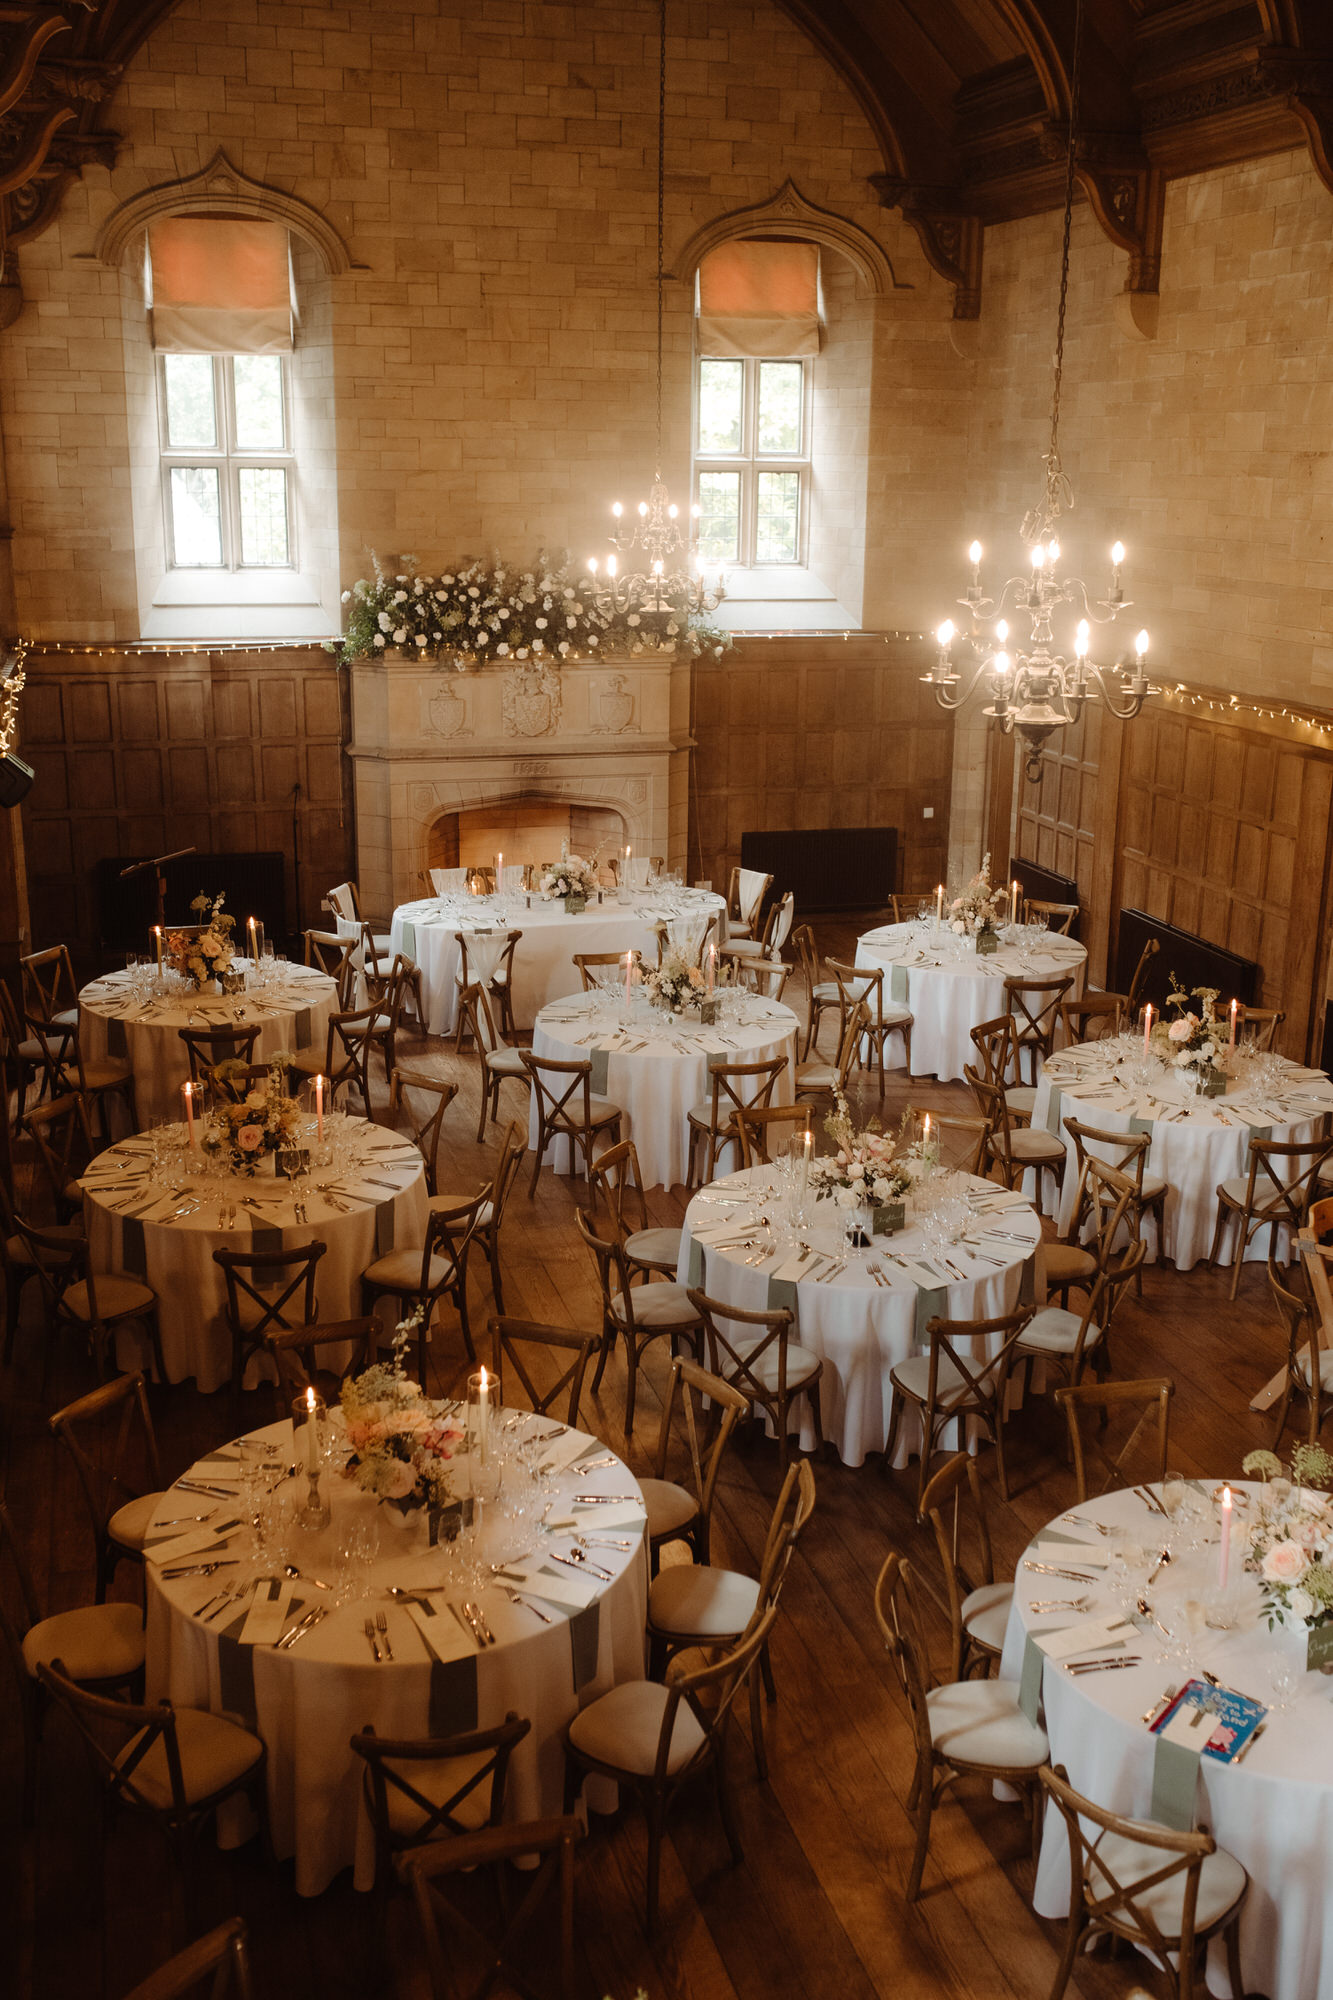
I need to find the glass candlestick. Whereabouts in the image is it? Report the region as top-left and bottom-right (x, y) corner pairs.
(292, 1389), (329, 1526)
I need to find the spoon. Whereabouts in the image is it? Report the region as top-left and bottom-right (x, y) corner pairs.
(1136, 1595), (1171, 1639)
(280, 1563), (331, 1590)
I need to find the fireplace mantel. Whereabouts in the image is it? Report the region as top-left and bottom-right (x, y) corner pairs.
(347, 651), (694, 911)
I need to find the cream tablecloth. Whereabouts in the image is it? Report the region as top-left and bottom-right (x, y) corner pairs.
(678, 1167), (1044, 1467)
(1000, 1481), (1332, 2000)
(144, 1413), (648, 1897)
(79, 964), (338, 1128)
(529, 991), (799, 1190)
(1033, 1041), (1333, 1269)
(389, 890), (726, 1037)
(81, 1119), (427, 1392)
(855, 921), (1087, 1082)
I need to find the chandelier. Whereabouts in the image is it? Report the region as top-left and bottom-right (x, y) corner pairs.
(922, 0), (1150, 780)
(586, 0), (724, 631)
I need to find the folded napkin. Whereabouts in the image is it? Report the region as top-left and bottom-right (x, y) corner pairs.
(502, 1562), (600, 1609)
(570, 1498), (645, 1527)
(1035, 1614), (1134, 1661)
(1028, 1539), (1110, 1567)
(238, 1577), (294, 1645)
(406, 1595), (476, 1663)
(537, 1427), (600, 1474)
(144, 1518), (243, 1566)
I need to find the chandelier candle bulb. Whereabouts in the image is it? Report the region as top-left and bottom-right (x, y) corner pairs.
(1219, 1484), (1233, 1589)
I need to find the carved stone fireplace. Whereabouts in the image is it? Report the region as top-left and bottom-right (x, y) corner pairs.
(346, 652), (694, 915)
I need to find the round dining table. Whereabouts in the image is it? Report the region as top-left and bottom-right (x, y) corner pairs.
(80, 1116), (427, 1392)
(528, 990), (800, 1190)
(854, 920), (1087, 1083)
(389, 888), (727, 1037)
(1033, 1039), (1333, 1268)
(999, 1480), (1331, 2000)
(143, 1411), (649, 1897)
(78, 962), (339, 1128)
(677, 1166), (1046, 1467)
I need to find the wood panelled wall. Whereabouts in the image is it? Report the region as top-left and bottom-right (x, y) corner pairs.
(1010, 696), (1333, 1061)
(691, 636), (954, 900)
(19, 646), (354, 970)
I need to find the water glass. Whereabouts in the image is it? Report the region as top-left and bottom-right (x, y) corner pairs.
(1266, 1654), (1302, 1710)
(334, 1515), (379, 1608)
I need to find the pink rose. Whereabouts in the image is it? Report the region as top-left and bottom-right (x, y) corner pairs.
(1260, 1539), (1308, 1584)
(237, 1125), (264, 1151)
(1167, 1018), (1193, 1042)
(1292, 1518), (1323, 1550)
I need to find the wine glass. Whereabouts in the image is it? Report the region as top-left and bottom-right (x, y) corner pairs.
(1266, 1655), (1302, 1710)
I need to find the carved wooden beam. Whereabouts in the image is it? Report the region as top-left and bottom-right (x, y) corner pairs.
(869, 175), (984, 321)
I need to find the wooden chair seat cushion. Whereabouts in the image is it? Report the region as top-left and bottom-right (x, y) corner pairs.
(1042, 1243), (1097, 1286)
(731, 1336), (822, 1395)
(567, 1681), (706, 1778)
(376, 1748), (494, 1838)
(427, 1195), (495, 1228)
(1016, 1305), (1105, 1357)
(639, 1476), (697, 1541)
(961, 1582), (1012, 1654)
(924, 1679), (1048, 1769)
(610, 1282), (699, 1331)
(485, 1047), (528, 1078)
(647, 1563), (758, 1641)
(363, 1249), (459, 1292)
(1217, 1176), (1289, 1215)
(997, 1128), (1066, 1163)
(109, 1491), (168, 1549)
(625, 1225), (682, 1269)
(288, 1049), (334, 1077)
(1005, 1085), (1038, 1118)
(888, 1351), (975, 1409)
(62, 1060), (133, 1091)
(547, 1095), (622, 1130)
(686, 1101), (741, 1131)
(859, 1003), (914, 1029)
(794, 1063), (838, 1091)
(61, 1274), (155, 1323)
(21, 1601), (146, 1682)
(810, 981), (840, 1004)
(1103, 1175), (1167, 1205)
(7, 1221), (84, 1267)
(115, 1706), (264, 1810)
(1087, 1827), (1248, 1934)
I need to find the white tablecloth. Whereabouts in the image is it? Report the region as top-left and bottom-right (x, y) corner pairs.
(390, 891), (727, 1037)
(81, 1119), (427, 1392)
(79, 965), (339, 1128)
(529, 992), (800, 1190)
(1000, 1481), (1332, 2000)
(144, 1413), (648, 1897)
(677, 1167), (1045, 1466)
(855, 922), (1087, 1082)
(1033, 1042), (1333, 1270)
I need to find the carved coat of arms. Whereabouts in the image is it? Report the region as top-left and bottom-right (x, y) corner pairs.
(428, 683), (468, 737)
(591, 673), (635, 734)
(502, 662), (562, 738)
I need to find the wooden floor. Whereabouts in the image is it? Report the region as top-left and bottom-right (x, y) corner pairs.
(1, 914), (1290, 2000)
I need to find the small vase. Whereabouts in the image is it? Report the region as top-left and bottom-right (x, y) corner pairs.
(563, 894), (587, 915)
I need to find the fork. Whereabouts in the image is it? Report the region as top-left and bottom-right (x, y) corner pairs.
(363, 1616), (383, 1662)
(500, 1583), (553, 1625)
(375, 1609), (395, 1661)
(866, 1261), (888, 1288)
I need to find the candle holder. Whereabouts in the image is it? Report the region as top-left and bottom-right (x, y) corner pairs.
(292, 1390), (329, 1526)
(298, 1464), (332, 1531)
(467, 1369), (494, 1469)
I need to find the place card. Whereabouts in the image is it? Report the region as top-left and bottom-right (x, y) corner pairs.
(1035, 1615), (1135, 1661)
(1028, 1539), (1110, 1567)
(144, 1519), (243, 1566)
(406, 1595), (476, 1663)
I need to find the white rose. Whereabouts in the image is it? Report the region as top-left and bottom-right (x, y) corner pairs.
(951, 919), (965, 934)
(392, 626), (406, 643)
(497, 643), (509, 656)
(848, 1161), (864, 1180)
(414, 634), (427, 647)
(377, 611), (390, 631)
(1261, 1539), (1309, 1584)
(1167, 1018), (1193, 1042)
(393, 589), (407, 604)
(340, 589), (351, 604)
(373, 633), (385, 647)
(536, 617), (548, 629)
(835, 1187), (859, 1209)
(1288, 1587), (1315, 1623)
(872, 1177), (891, 1201)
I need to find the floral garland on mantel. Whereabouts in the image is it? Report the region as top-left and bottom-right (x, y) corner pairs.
(327, 553), (732, 668)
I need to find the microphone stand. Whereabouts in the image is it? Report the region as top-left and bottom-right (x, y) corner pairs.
(119, 846), (197, 928)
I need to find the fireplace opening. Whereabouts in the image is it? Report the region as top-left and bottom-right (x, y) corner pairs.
(427, 798), (629, 875)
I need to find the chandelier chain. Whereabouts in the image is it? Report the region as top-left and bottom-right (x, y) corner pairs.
(1045, 0), (1084, 523)
(655, 0), (666, 476)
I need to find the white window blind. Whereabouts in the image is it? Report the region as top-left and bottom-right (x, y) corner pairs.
(149, 218), (293, 354)
(697, 240), (820, 359)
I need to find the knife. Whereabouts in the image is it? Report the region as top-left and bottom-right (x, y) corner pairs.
(275, 1607), (322, 1648)
(1023, 1560), (1098, 1581)
(449, 1600), (480, 1648)
(460, 1601), (489, 1646)
(551, 1549), (612, 1581)
(467, 1600), (495, 1645)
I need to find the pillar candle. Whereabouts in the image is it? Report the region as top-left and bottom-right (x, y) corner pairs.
(469, 1365), (492, 1465)
(624, 950), (634, 1006)
(1011, 879), (1020, 920)
(1218, 1484), (1232, 1589)
(800, 1129), (812, 1199)
(182, 1080), (196, 1147)
(495, 852), (503, 894)
(1229, 999), (1238, 1048)
(247, 916), (258, 961)
(314, 1072), (325, 1139)
(1143, 1003), (1153, 1053)
(706, 942), (716, 993)
(935, 884), (943, 922)
(154, 925), (163, 970)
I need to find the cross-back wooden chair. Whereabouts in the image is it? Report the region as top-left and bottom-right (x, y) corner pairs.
(1054, 1376), (1175, 1501)
(640, 1355), (749, 1573)
(794, 1001), (867, 1106)
(389, 1066), (459, 1196)
(0, 1178), (81, 1367)
(1277, 1235), (1333, 1448)
(521, 1051), (624, 1195)
(291, 1001), (384, 1118)
(212, 1240), (326, 1405)
(454, 930), (522, 1041)
(918, 1452), (1010, 1683)
(577, 1209), (703, 1437)
(1042, 1153), (1136, 1309)
(1209, 1130), (1333, 1299)
(790, 924), (838, 1059)
(905, 1104), (990, 1178)
(1063, 1119), (1167, 1281)
(326, 879), (393, 978)
(1024, 899), (1078, 934)
(728, 867), (772, 940)
(686, 1286), (824, 1474)
(1039, 1762), (1250, 2000)
(721, 950), (790, 1003)
(121, 1918), (254, 2000)
(177, 1023), (262, 1088)
(1235, 1004), (1284, 1052)
(734, 1101), (813, 1169)
(361, 1189), (491, 1375)
(1002, 972), (1075, 1085)
(562, 1600), (780, 1934)
(0, 977), (46, 1127)
(1126, 937), (1160, 1019)
(350, 1712), (530, 1950)
(685, 1053), (787, 1189)
(873, 1552), (1048, 1903)
(457, 982), (530, 1143)
(1014, 1236), (1147, 1398)
(726, 889), (794, 962)
(968, 1012), (1033, 1123)
(586, 1136), (682, 1278)
(24, 1091), (95, 1221)
(964, 1064), (1066, 1207)
(304, 929), (358, 1010)
(487, 1316), (600, 1429)
(25, 1004), (138, 1137)
(20, 1216), (164, 1385)
(35, 1662), (266, 1946)
(823, 957), (913, 1092)
(398, 1814), (581, 2000)
(573, 949), (641, 992)
(262, 1316), (380, 1401)
(426, 1118), (525, 1315)
(48, 1372), (166, 1601)
(1059, 993), (1127, 1044)
(886, 1304), (1034, 1506)
(366, 949), (425, 1036)
(21, 943), (79, 1027)
(206, 1062), (277, 1106)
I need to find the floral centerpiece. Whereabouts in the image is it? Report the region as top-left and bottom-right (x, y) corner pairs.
(540, 852), (599, 912)
(947, 853), (1006, 954)
(643, 946), (706, 1015)
(341, 1311), (466, 1515)
(1154, 974), (1227, 1094)
(201, 1057), (302, 1176)
(1241, 1443), (1333, 1663)
(166, 891), (237, 989)
(811, 1091), (914, 1240)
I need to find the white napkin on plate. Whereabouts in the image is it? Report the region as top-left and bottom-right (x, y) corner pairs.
(406, 1594), (476, 1662)
(1036, 1615), (1133, 1661)
(238, 1577), (294, 1644)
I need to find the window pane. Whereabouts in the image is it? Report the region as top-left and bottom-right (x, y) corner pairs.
(756, 470), (799, 562)
(233, 355), (285, 449)
(238, 466), (290, 565)
(757, 361), (803, 455)
(169, 466), (222, 564)
(697, 471), (740, 564)
(163, 354), (216, 449)
(697, 359), (743, 454)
